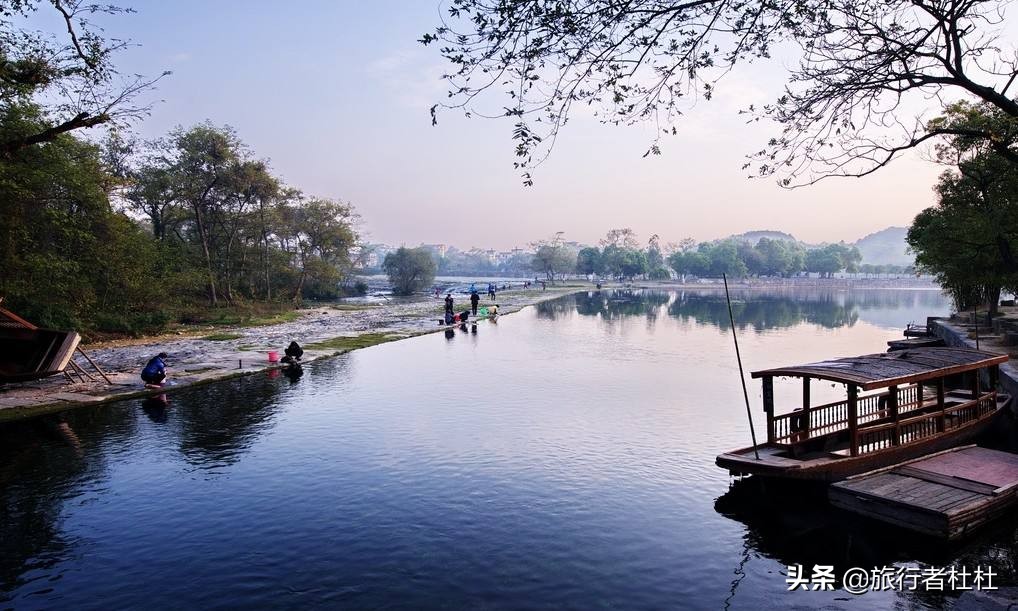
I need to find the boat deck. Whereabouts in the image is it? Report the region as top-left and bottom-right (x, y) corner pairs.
(829, 446), (1018, 539)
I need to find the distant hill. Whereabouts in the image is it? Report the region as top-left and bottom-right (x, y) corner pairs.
(728, 230), (798, 244)
(852, 226), (913, 266)
(724, 226), (913, 267)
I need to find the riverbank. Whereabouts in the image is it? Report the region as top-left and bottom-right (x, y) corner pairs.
(0, 283), (586, 421)
(929, 305), (1018, 408)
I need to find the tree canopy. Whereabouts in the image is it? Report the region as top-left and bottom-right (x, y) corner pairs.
(907, 105), (1018, 313)
(0, 0), (165, 156)
(423, 0), (1018, 185)
(383, 246), (438, 295)
(531, 240), (577, 281)
(0, 105), (362, 335)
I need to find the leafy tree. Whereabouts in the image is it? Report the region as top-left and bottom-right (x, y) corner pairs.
(0, 102), (184, 333)
(280, 198), (358, 302)
(118, 123), (361, 306)
(0, 0), (166, 156)
(648, 267), (671, 280)
(646, 234), (664, 269)
(423, 0), (1018, 184)
(908, 151), (1018, 314)
(668, 250), (709, 279)
(737, 241), (766, 276)
(383, 247), (437, 296)
(576, 246), (603, 276)
(805, 246), (842, 277)
(617, 248), (648, 280)
(755, 237), (803, 277)
(705, 241), (748, 278)
(531, 243), (577, 281)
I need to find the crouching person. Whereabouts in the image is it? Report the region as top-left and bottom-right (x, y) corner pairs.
(141, 352), (168, 387)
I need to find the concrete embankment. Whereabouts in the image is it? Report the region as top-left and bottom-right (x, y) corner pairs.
(0, 284), (587, 421)
(929, 315), (1018, 410)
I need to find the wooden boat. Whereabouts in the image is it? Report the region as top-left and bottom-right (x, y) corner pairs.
(716, 347), (1010, 482)
(0, 304), (80, 384)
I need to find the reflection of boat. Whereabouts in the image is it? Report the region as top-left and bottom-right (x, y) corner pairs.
(0, 304), (80, 384)
(716, 348), (1010, 482)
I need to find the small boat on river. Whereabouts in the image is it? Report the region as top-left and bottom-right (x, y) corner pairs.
(716, 347), (1010, 482)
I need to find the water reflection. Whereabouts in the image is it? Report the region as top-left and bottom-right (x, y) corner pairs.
(0, 288), (977, 610)
(0, 368), (307, 599)
(173, 376), (285, 467)
(0, 409), (127, 596)
(141, 394), (169, 423)
(715, 476), (1018, 608)
(538, 287), (948, 332)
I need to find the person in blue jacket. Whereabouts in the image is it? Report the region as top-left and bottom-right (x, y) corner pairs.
(141, 352), (168, 386)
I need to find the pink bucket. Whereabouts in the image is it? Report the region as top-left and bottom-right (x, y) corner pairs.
(268, 350), (279, 362)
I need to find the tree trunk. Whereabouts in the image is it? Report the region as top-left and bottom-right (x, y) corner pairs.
(191, 202), (218, 306)
(988, 285), (1001, 319)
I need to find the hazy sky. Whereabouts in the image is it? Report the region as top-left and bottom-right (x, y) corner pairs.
(62, 1), (965, 250)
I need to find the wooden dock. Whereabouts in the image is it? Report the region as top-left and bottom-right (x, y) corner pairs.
(887, 337), (945, 351)
(903, 324), (930, 337)
(829, 446), (1018, 539)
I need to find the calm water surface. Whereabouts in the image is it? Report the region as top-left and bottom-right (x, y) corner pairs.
(3, 288), (1012, 610)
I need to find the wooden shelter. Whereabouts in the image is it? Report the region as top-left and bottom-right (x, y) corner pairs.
(0, 303), (81, 384)
(716, 347), (1010, 481)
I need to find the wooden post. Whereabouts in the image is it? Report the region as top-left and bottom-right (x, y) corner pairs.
(889, 385), (900, 446)
(763, 375), (774, 443)
(802, 376), (811, 438)
(67, 359), (91, 383)
(848, 384), (859, 457)
(971, 371), (980, 400)
(936, 378), (946, 433)
(76, 347), (112, 384)
(990, 365), (999, 391)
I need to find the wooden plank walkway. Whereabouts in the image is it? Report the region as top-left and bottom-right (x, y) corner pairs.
(887, 337), (945, 351)
(829, 446), (1018, 539)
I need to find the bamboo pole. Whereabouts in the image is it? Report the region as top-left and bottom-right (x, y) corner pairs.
(723, 274), (759, 460)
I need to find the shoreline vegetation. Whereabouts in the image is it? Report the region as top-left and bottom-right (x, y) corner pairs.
(0, 277), (940, 422)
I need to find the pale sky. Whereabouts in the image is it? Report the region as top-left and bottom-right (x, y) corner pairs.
(63, 1), (972, 250)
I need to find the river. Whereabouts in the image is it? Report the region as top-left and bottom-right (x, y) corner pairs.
(6, 287), (1010, 610)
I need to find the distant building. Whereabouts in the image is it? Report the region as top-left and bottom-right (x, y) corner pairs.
(421, 243), (449, 257)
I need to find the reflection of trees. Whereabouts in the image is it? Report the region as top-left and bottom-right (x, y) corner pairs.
(0, 408), (132, 597)
(570, 290), (670, 323)
(667, 293), (858, 331)
(0, 366), (300, 598)
(534, 296), (576, 320)
(173, 373), (287, 467)
(552, 287), (947, 332)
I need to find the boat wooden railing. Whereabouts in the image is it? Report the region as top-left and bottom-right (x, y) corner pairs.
(855, 393), (997, 455)
(770, 384), (922, 444)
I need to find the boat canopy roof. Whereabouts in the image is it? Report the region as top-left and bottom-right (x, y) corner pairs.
(0, 304), (36, 331)
(751, 347), (1008, 391)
